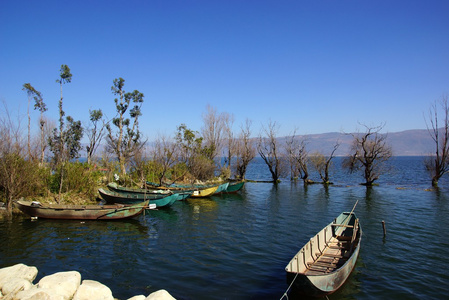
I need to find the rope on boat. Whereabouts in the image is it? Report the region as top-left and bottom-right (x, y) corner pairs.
(279, 272), (299, 300)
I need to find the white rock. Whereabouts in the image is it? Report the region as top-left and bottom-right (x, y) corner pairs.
(0, 264), (38, 289)
(72, 280), (114, 300)
(1, 277), (33, 297)
(13, 287), (63, 300)
(127, 296), (146, 300)
(145, 290), (176, 300)
(37, 271), (81, 300)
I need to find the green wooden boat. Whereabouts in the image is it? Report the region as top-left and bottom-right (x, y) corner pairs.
(98, 188), (178, 207)
(213, 182), (230, 195)
(107, 182), (172, 195)
(15, 199), (149, 220)
(285, 212), (362, 297)
(225, 181), (245, 193)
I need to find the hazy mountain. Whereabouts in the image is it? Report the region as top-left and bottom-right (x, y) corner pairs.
(286, 129), (434, 156)
(82, 129), (435, 158)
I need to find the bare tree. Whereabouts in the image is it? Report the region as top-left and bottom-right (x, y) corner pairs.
(151, 134), (180, 185)
(201, 105), (228, 161)
(234, 119), (256, 179)
(222, 113), (235, 172)
(309, 141), (340, 184)
(285, 131), (311, 184)
(425, 96), (449, 187)
(257, 120), (286, 182)
(86, 109), (107, 165)
(343, 124), (392, 186)
(0, 103), (42, 214)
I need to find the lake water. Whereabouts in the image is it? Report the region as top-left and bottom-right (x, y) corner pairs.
(1, 157), (449, 299)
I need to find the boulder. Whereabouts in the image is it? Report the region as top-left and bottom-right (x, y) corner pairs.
(72, 280), (114, 300)
(127, 296), (146, 300)
(145, 290), (176, 300)
(13, 287), (60, 300)
(0, 264), (38, 289)
(1, 277), (33, 297)
(37, 271), (81, 300)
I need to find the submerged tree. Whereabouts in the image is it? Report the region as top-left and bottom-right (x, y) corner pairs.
(343, 124), (392, 186)
(234, 119), (256, 179)
(425, 96), (449, 187)
(285, 131), (310, 184)
(106, 78), (145, 176)
(257, 120), (286, 182)
(309, 141), (340, 184)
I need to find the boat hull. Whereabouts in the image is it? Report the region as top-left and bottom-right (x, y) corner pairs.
(15, 200), (148, 220)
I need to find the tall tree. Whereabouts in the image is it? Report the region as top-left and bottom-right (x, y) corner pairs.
(343, 124), (392, 186)
(106, 78), (145, 176)
(55, 64), (72, 164)
(33, 89), (48, 165)
(257, 120), (285, 182)
(234, 119), (255, 179)
(22, 83), (43, 160)
(86, 109), (107, 165)
(425, 96), (449, 187)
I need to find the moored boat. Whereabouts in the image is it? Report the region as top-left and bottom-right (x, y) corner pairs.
(15, 199), (149, 220)
(107, 182), (173, 195)
(285, 211), (362, 297)
(98, 188), (177, 207)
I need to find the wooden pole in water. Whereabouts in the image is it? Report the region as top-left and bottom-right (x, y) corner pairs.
(382, 220), (386, 237)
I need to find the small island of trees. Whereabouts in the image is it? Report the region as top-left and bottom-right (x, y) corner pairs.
(1, 65), (448, 215)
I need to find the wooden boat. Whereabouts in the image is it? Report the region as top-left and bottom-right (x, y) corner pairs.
(107, 182), (172, 195)
(107, 182), (192, 200)
(225, 181), (245, 193)
(190, 185), (219, 198)
(285, 211), (362, 297)
(98, 188), (178, 207)
(15, 199), (149, 220)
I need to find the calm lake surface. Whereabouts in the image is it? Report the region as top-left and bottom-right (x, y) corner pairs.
(1, 157), (449, 299)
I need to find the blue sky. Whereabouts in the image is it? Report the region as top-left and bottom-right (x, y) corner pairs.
(1, 0), (448, 142)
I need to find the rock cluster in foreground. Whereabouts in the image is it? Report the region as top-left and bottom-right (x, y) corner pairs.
(0, 264), (176, 300)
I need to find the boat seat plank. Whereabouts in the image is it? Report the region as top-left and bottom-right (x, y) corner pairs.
(331, 224), (354, 228)
(336, 235), (352, 241)
(318, 252), (345, 259)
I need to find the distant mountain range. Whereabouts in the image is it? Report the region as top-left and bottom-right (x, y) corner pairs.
(287, 129), (435, 156)
(84, 129), (435, 158)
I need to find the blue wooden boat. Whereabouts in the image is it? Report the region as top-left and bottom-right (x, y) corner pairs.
(98, 188), (178, 208)
(285, 211), (361, 296)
